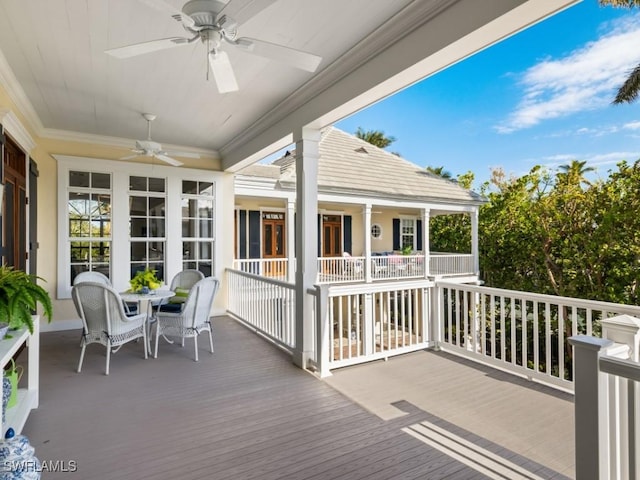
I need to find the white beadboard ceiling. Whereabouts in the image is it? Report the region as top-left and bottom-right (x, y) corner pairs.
(0, 0), (580, 168)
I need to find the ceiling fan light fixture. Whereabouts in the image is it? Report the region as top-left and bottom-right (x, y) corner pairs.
(120, 113), (195, 167)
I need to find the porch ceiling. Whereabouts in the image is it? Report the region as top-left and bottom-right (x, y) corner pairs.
(0, 0), (579, 170)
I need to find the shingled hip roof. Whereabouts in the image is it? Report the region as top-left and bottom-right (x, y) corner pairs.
(242, 127), (484, 205)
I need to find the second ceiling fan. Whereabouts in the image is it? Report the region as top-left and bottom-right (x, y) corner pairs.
(106, 0), (323, 93)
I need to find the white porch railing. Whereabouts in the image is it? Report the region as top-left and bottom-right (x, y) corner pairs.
(309, 280), (434, 374)
(570, 333), (640, 480)
(370, 255), (425, 280)
(225, 270), (640, 395)
(430, 253), (475, 276)
(437, 281), (640, 392)
(234, 253), (476, 286)
(232, 259), (288, 280)
(226, 269), (295, 351)
(317, 256), (365, 283)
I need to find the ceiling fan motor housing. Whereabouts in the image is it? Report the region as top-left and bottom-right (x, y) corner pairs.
(182, 0), (238, 40)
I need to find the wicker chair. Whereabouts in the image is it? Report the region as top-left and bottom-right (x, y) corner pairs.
(73, 270), (111, 286)
(154, 277), (219, 361)
(72, 281), (148, 375)
(156, 269), (206, 313)
(73, 271), (138, 315)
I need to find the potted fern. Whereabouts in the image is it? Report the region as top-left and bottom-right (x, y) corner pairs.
(0, 265), (53, 336)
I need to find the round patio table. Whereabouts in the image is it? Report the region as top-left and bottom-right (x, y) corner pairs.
(120, 289), (175, 353)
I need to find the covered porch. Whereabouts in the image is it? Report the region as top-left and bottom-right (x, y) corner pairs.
(232, 126), (482, 285)
(24, 315), (572, 479)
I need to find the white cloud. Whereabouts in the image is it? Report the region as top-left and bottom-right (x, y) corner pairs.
(496, 14), (640, 133)
(623, 120), (640, 130)
(540, 151), (640, 170)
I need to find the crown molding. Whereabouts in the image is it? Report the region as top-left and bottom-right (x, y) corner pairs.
(0, 49), (44, 138)
(0, 108), (36, 153)
(41, 127), (219, 158)
(220, 0), (457, 158)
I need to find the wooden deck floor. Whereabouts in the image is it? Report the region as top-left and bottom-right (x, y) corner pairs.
(19, 316), (571, 479)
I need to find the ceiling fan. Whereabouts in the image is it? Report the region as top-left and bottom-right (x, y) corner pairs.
(106, 0), (323, 94)
(121, 113), (200, 166)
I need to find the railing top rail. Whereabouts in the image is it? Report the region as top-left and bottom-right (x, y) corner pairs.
(436, 280), (640, 315)
(600, 355), (640, 382)
(233, 258), (288, 263)
(226, 268), (295, 289)
(327, 278), (434, 296)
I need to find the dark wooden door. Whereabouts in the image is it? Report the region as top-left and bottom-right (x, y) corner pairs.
(322, 215), (342, 257)
(2, 135), (27, 270)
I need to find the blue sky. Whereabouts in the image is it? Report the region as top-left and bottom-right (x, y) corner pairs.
(335, 1), (640, 187)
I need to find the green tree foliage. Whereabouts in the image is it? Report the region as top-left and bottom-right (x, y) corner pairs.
(429, 171), (475, 254)
(426, 166), (453, 179)
(432, 160), (640, 305)
(479, 161), (640, 305)
(557, 159), (595, 185)
(354, 127), (396, 149)
(599, 0), (640, 103)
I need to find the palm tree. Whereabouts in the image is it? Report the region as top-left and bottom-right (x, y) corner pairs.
(557, 160), (595, 185)
(599, 0), (640, 103)
(426, 166), (453, 179)
(354, 127), (396, 149)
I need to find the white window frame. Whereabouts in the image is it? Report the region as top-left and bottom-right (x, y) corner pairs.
(57, 156), (222, 298)
(400, 217), (417, 251)
(66, 171), (113, 285)
(128, 175), (167, 282)
(181, 180), (216, 276)
(371, 223), (382, 240)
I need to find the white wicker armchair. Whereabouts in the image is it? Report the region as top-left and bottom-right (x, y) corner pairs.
(170, 269), (205, 291)
(154, 277), (220, 361)
(72, 281), (148, 375)
(155, 269), (206, 314)
(73, 270), (111, 285)
(73, 270), (138, 315)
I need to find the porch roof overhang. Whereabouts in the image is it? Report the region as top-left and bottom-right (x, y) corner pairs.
(0, 0), (579, 170)
(278, 182), (486, 209)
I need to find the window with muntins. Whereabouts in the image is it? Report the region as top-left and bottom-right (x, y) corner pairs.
(400, 218), (415, 250)
(68, 171), (112, 284)
(58, 158), (219, 298)
(129, 176), (166, 281)
(181, 180), (215, 276)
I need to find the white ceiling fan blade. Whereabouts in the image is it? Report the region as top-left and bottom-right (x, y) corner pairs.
(120, 154), (140, 161)
(106, 37), (189, 59)
(217, 0), (277, 27)
(235, 37), (321, 72)
(208, 51), (239, 93)
(165, 150), (201, 159)
(137, 0), (197, 29)
(154, 153), (183, 167)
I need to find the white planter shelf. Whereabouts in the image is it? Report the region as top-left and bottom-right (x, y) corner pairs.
(0, 316), (39, 436)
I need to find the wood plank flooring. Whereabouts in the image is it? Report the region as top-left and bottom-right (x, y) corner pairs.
(16, 316), (570, 479)
(325, 350), (576, 478)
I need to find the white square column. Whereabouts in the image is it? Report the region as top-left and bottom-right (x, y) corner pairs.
(286, 199), (296, 283)
(471, 208), (479, 275)
(363, 204), (372, 283)
(422, 208), (430, 278)
(293, 127), (320, 368)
